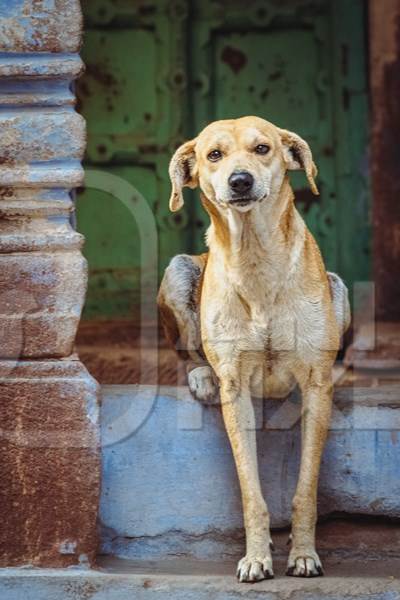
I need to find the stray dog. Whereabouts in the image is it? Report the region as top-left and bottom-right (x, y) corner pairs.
(158, 116), (350, 581)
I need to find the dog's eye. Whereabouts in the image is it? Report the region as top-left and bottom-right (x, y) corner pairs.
(207, 149), (222, 162)
(255, 144), (270, 155)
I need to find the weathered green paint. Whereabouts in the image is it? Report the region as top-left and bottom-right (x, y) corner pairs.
(77, 0), (369, 318)
(77, 0), (190, 317)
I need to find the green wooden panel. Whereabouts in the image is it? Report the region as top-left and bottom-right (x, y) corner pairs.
(330, 0), (371, 288)
(77, 158), (194, 317)
(77, 0), (369, 318)
(77, 165), (156, 317)
(215, 30), (320, 136)
(77, 0), (189, 318)
(78, 29), (159, 162)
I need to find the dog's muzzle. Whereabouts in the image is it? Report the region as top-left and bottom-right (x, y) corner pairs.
(228, 197), (256, 207)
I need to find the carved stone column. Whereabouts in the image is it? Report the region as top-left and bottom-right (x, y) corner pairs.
(0, 1), (100, 566)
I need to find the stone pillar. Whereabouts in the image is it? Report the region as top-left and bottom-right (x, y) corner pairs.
(369, 0), (400, 320)
(0, 1), (100, 566)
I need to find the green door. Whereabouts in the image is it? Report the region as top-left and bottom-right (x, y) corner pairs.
(76, 0), (190, 317)
(77, 0), (369, 318)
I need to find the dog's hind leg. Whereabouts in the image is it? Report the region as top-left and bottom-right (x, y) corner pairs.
(327, 272), (351, 337)
(158, 253), (218, 403)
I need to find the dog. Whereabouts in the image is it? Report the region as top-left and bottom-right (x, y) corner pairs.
(158, 116), (350, 581)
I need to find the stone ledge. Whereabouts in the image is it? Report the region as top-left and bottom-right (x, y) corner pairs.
(0, 557), (399, 600)
(100, 384), (400, 560)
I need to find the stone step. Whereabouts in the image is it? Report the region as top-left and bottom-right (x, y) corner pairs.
(0, 557), (399, 599)
(99, 384), (400, 560)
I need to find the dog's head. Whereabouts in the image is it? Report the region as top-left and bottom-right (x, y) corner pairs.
(169, 116), (318, 213)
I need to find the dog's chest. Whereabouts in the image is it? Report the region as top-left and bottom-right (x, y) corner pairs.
(212, 265), (326, 356)
(231, 262), (287, 320)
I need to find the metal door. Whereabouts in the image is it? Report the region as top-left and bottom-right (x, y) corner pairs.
(77, 0), (369, 317)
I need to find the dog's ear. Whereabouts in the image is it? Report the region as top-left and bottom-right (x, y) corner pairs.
(278, 128), (319, 196)
(169, 138), (198, 212)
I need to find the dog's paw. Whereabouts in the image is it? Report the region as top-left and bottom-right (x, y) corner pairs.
(286, 549), (323, 577)
(188, 366), (218, 404)
(236, 555), (274, 583)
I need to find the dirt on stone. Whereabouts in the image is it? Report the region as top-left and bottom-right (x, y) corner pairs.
(76, 319), (183, 385)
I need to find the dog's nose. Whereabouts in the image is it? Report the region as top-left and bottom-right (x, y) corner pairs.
(228, 171), (254, 194)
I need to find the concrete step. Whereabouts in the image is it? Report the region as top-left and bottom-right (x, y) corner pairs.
(1, 557), (399, 599)
(99, 384), (400, 560)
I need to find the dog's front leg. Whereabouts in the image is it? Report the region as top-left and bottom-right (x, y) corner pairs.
(219, 376), (273, 582)
(287, 368), (333, 577)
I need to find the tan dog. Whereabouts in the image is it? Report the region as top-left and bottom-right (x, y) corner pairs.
(158, 116), (350, 581)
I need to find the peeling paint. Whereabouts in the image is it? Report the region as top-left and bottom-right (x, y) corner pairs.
(221, 46), (247, 74)
(59, 540), (77, 555)
(0, 0), (83, 53)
